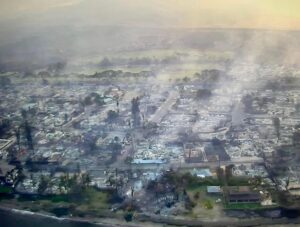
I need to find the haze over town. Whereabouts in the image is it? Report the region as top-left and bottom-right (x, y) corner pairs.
(0, 1), (300, 226)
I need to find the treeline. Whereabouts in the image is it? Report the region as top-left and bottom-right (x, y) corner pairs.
(91, 70), (155, 79)
(194, 69), (225, 83)
(99, 55), (181, 67)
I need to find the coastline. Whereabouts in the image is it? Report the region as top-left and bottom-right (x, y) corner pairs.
(0, 204), (167, 227)
(0, 205), (119, 227)
(1, 204), (300, 227)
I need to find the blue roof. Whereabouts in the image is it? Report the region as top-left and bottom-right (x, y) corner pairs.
(191, 168), (212, 177)
(132, 159), (166, 164)
(207, 186), (221, 193)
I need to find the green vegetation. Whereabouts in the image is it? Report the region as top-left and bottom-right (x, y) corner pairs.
(124, 212), (134, 222)
(0, 185), (13, 194)
(227, 176), (251, 186)
(80, 187), (109, 210)
(203, 199), (214, 209)
(216, 165), (251, 187)
(166, 171), (213, 187)
(49, 194), (69, 203)
(14, 187), (112, 217)
(184, 185), (222, 219)
(159, 170), (251, 193)
(10, 171), (116, 217)
(186, 178), (221, 190)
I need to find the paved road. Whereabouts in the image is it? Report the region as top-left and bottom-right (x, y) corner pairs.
(63, 112), (85, 128)
(92, 156), (264, 172)
(0, 137), (16, 151)
(149, 91), (179, 124)
(63, 104), (114, 129)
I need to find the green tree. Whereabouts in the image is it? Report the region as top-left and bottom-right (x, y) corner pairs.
(59, 175), (68, 192)
(81, 173), (91, 187)
(38, 175), (50, 194)
(194, 191), (200, 200)
(216, 167), (225, 186)
(124, 212), (133, 222)
(225, 164), (234, 181)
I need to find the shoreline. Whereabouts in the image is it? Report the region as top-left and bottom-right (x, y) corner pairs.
(1, 204), (300, 227)
(0, 205), (118, 227)
(0, 204), (164, 227)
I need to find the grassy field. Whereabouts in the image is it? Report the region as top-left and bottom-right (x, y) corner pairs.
(77, 187), (109, 210)
(3, 187), (111, 217)
(186, 185), (224, 219)
(0, 185), (13, 194)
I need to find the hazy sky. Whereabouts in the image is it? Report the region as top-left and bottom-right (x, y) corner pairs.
(1, 0), (300, 30)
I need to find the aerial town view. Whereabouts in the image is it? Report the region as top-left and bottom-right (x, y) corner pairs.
(0, 1), (300, 227)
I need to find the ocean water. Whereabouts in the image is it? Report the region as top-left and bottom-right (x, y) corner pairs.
(1, 207), (300, 227)
(0, 209), (99, 227)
